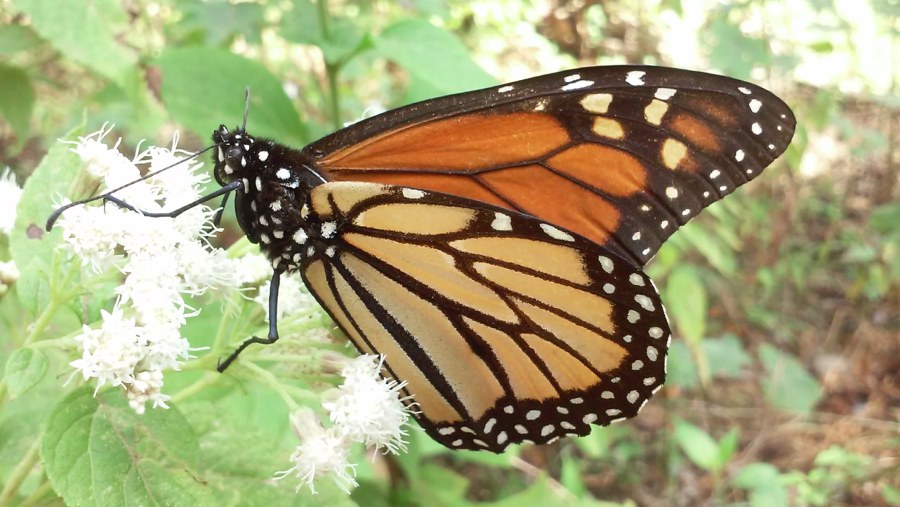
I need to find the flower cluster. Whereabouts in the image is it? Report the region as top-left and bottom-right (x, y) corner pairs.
(58, 127), (238, 413)
(277, 354), (412, 494)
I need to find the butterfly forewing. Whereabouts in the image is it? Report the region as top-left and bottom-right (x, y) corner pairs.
(299, 182), (670, 452)
(304, 66), (796, 265)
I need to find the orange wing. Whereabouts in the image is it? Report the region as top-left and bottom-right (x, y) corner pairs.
(302, 66), (795, 265)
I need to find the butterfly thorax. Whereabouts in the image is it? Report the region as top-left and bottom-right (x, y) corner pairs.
(211, 125), (331, 272)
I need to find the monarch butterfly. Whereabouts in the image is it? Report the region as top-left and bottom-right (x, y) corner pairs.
(50, 66), (795, 453)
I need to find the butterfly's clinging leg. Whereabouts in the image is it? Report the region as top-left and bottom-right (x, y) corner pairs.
(102, 180), (242, 219)
(217, 267), (285, 372)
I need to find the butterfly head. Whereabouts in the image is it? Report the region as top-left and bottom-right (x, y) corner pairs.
(212, 125), (257, 186)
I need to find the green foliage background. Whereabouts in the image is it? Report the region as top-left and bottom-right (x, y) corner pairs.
(0, 0), (897, 506)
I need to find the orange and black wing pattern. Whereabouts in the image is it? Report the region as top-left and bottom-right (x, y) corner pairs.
(303, 66), (796, 265)
(299, 182), (669, 452)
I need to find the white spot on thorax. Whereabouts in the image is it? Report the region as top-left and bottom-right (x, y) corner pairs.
(276, 168), (291, 180)
(258, 150), (269, 161)
(321, 221), (337, 238)
(270, 200), (282, 212)
(255, 177), (262, 191)
(240, 157), (246, 168)
(217, 147), (224, 162)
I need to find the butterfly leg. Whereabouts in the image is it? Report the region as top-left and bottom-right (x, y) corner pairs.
(101, 180), (242, 219)
(217, 266), (285, 372)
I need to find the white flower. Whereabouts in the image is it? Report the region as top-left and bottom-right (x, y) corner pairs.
(255, 273), (318, 322)
(276, 409), (358, 494)
(0, 260), (20, 296)
(0, 168), (23, 235)
(234, 253), (272, 286)
(323, 354), (411, 454)
(59, 127), (238, 414)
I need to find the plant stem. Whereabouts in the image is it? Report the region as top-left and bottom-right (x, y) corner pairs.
(0, 436), (42, 507)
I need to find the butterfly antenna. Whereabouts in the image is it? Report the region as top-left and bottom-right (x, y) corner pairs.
(241, 87), (251, 131)
(46, 144), (216, 231)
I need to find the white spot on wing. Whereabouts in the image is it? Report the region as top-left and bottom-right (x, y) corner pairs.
(491, 212), (512, 231)
(749, 99), (762, 113)
(649, 327), (664, 338)
(738, 86), (752, 95)
(626, 70), (646, 86)
(598, 255), (614, 273)
(629, 273), (645, 286)
(735, 149), (745, 162)
(402, 188), (426, 199)
(540, 223), (574, 241)
(655, 87), (677, 100)
(564, 74), (581, 82)
(498, 85), (514, 93)
(751, 122), (762, 135)
(666, 186), (679, 199)
(561, 79), (594, 91)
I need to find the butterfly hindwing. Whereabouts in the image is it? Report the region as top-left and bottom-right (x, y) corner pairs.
(298, 182), (670, 452)
(304, 66), (796, 265)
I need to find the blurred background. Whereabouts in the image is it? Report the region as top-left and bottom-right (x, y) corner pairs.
(0, 0), (897, 505)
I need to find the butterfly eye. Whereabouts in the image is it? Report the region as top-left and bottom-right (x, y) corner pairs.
(224, 146), (243, 166)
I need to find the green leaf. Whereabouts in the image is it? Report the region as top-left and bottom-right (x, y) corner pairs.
(374, 19), (497, 97)
(0, 25), (42, 55)
(10, 138), (85, 270)
(11, 0), (136, 85)
(734, 463), (789, 507)
(665, 341), (699, 389)
(703, 334), (751, 378)
(14, 257), (51, 314)
(560, 455), (586, 498)
(758, 343), (823, 414)
(181, 0), (266, 45)
(673, 419), (724, 472)
(281, 0), (368, 65)
(42, 388), (215, 506)
(4, 348), (49, 398)
(664, 266), (707, 345)
(0, 63), (35, 142)
(158, 47), (307, 146)
(882, 484), (900, 506)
